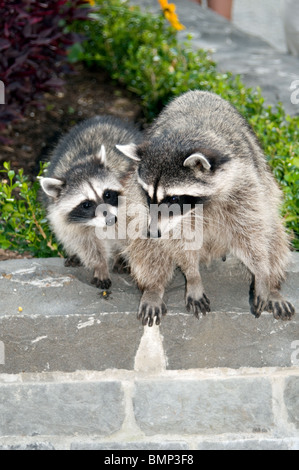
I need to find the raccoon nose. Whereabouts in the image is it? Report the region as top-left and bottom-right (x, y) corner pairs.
(106, 215), (117, 226)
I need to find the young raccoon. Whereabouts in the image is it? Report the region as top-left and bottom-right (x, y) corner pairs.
(117, 90), (296, 326)
(41, 115), (141, 289)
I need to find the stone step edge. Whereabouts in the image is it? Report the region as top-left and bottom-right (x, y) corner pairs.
(1, 365), (298, 383)
(0, 436), (298, 451)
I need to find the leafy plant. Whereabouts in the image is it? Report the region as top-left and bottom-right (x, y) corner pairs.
(0, 162), (63, 257)
(69, 0), (299, 249)
(0, 0), (91, 130)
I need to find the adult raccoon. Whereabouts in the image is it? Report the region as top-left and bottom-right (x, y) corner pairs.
(41, 115), (141, 288)
(117, 90), (295, 325)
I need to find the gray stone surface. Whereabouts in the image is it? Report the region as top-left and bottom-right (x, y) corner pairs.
(284, 376), (299, 429)
(196, 438), (298, 450)
(0, 256), (298, 373)
(70, 441), (189, 450)
(0, 257), (140, 317)
(232, 0), (286, 53)
(0, 313), (143, 374)
(0, 381), (124, 436)
(162, 311), (299, 370)
(133, 378), (273, 435)
(131, 0), (299, 116)
(0, 443), (55, 451)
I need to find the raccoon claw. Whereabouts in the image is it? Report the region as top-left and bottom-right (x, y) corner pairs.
(250, 296), (268, 318)
(91, 277), (112, 290)
(64, 255), (82, 267)
(266, 300), (295, 321)
(186, 294), (210, 318)
(137, 296), (167, 327)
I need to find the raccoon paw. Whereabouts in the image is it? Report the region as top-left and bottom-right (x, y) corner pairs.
(250, 295), (268, 318)
(64, 255), (82, 267)
(112, 256), (131, 274)
(91, 277), (112, 290)
(266, 296), (295, 321)
(137, 293), (167, 327)
(186, 294), (210, 318)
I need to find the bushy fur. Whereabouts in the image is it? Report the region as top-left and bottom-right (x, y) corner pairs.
(118, 91), (295, 325)
(41, 115), (141, 288)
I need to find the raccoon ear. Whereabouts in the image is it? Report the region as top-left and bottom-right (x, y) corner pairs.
(96, 144), (106, 166)
(183, 153), (211, 171)
(115, 143), (140, 161)
(40, 177), (65, 199)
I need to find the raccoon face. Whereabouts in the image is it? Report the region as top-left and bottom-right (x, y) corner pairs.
(41, 144), (122, 228)
(41, 176), (121, 228)
(117, 143), (222, 238)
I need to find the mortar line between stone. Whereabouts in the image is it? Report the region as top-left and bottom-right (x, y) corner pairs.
(0, 366), (298, 385)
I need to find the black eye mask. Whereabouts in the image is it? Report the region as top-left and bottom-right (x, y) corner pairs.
(68, 200), (97, 223)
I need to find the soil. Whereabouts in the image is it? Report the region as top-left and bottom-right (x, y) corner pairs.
(0, 64), (143, 261)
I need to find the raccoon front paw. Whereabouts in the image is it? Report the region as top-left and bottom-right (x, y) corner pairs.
(64, 255), (82, 267)
(266, 293), (295, 321)
(91, 277), (112, 290)
(186, 294), (210, 318)
(137, 293), (167, 327)
(250, 295), (268, 318)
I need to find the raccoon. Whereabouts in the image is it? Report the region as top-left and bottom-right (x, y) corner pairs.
(117, 90), (296, 326)
(41, 115), (141, 288)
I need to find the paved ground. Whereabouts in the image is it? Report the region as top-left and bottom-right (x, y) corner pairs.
(132, 0), (299, 116)
(233, 0), (286, 52)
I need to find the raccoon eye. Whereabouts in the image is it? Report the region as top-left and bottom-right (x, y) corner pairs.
(81, 200), (93, 210)
(103, 190), (119, 206)
(170, 196), (180, 204)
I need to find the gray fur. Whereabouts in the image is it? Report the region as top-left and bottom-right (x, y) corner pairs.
(41, 115), (141, 288)
(119, 91), (295, 325)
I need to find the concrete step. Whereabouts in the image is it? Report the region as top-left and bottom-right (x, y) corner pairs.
(0, 256), (298, 450)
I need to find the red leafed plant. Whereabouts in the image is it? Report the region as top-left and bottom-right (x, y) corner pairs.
(0, 0), (91, 129)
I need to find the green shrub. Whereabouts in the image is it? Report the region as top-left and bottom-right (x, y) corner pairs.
(69, 0), (299, 249)
(0, 162), (62, 257)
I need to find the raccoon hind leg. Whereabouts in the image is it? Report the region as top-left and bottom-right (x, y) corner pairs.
(92, 262), (111, 290)
(177, 250), (211, 318)
(249, 275), (269, 318)
(90, 248), (111, 290)
(266, 227), (295, 320)
(112, 254), (131, 274)
(64, 254), (82, 267)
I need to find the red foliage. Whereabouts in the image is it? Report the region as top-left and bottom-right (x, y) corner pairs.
(0, 0), (91, 127)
